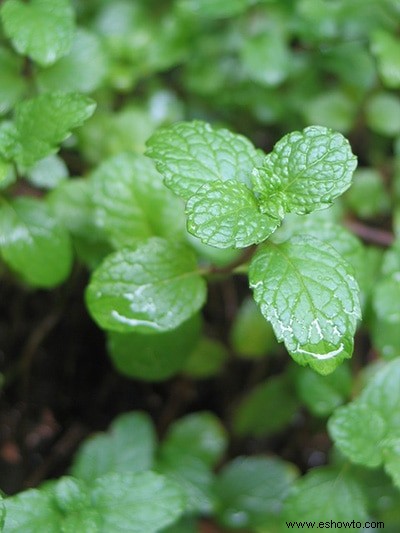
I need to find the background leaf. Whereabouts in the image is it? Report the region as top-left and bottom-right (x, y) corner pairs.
(1, 0), (75, 66)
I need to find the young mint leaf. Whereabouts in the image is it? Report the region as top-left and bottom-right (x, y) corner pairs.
(328, 359), (400, 487)
(186, 179), (282, 248)
(86, 237), (207, 333)
(4, 489), (61, 532)
(146, 120), (264, 200)
(234, 375), (298, 437)
(91, 471), (186, 533)
(249, 235), (361, 374)
(90, 152), (184, 249)
(0, 197), (73, 287)
(71, 412), (156, 483)
(283, 467), (369, 526)
(107, 314), (201, 381)
(0, 0), (75, 66)
(10, 92), (96, 167)
(37, 28), (107, 93)
(252, 125), (357, 215)
(159, 412), (227, 469)
(0, 46), (26, 115)
(215, 457), (298, 530)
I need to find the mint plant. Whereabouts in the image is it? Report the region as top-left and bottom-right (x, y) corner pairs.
(1, 0), (400, 531)
(85, 121), (360, 375)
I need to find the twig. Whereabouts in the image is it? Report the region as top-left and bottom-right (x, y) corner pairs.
(345, 219), (394, 247)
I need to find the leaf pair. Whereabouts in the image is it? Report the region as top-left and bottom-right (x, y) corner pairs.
(146, 121), (357, 249)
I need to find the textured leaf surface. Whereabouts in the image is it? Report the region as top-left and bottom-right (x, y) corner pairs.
(284, 467), (369, 526)
(0, 197), (72, 287)
(90, 152), (184, 249)
(186, 180), (281, 248)
(328, 359), (400, 487)
(71, 412), (156, 483)
(1, 0), (75, 66)
(249, 235), (361, 374)
(86, 238), (206, 333)
(107, 314), (201, 381)
(215, 457), (298, 530)
(2, 92), (95, 167)
(146, 120), (263, 200)
(252, 125), (357, 215)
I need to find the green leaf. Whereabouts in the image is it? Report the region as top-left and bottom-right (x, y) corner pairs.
(249, 236), (361, 374)
(0, 0), (75, 66)
(283, 467), (369, 527)
(37, 28), (107, 93)
(156, 456), (214, 515)
(0, 197), (73, 287)
(328, 359), (400, 487)
(156, 412), (227, 514)
(160, 412), (227, 469)
(252, 125), (357, 215)
(230, 297), (277, 359)
(295, 364), (352, 417)
(90, 152), (184, 249)
(4, 92), (96, 167)
(303, 90), (356, 133)
(176, 0), (251, 19)
(51, 477), (101, 532)
(371, 271), (400, 358)
(4, 489), (61, 532)
(241, 29), (290, 87)
(26, 154), (68, 189)
(186, 179), (282, 248)
(366, 92), (400, 136)
(107, 314), (201, 381)
(160, 517), (197, 533)
(0, 46), (26, 115)
(371, 29), (400, 88)
(215, 457), (298, 530)
(91, 471), (186, 533)
(71, 412), (156, 483)
(146, 120), (264, 200)
(234, 375), (298, 437)
(86, 237), (207, 333)
(344, 168), (390, 219)
(183, 336), (227, 378)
